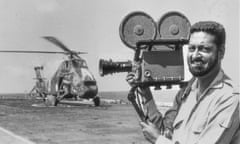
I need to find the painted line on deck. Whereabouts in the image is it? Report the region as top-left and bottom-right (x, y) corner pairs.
(0, 126), (35, 144)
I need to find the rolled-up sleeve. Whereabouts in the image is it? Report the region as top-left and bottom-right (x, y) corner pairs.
(142, 87), (184, 133)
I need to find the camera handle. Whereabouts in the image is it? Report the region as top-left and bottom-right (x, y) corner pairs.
(128, 86), (148, 122)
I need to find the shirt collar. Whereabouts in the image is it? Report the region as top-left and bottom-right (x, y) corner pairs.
(191, 69), (233, 91)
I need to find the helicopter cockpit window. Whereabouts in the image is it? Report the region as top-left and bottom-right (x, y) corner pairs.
(61, 61), (71, 73)
(78, 60), (87, 67)
(73, 60), (88, 68)
(65, 61), (69, 69)
(81, 68), (94, 81)
(82, 61), (87, 67)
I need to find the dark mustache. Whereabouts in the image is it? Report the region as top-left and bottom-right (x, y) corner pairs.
(190, 57), (205, 63)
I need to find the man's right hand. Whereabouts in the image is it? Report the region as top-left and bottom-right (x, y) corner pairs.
(126, 71), (154, 105)
(126, 72), (138, 87)
(125, 61), (141, 87)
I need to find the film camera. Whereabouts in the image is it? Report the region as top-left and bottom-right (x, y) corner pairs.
(99, 11), (191, 87)
(99, 11), (191, 121)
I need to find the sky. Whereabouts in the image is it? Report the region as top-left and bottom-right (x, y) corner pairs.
(0, 0), (239, 93)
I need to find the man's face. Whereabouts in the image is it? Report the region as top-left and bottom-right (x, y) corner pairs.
(187, 31), (219, 77)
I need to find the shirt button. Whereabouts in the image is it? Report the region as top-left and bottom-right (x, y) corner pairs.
(175, 141), (180, 144)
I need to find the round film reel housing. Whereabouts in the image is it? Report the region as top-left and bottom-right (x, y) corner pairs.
(119, 11), (157, 49)
(158, 11), (191, 40)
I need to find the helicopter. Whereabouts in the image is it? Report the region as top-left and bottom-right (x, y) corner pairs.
(0, 36), (100, 106)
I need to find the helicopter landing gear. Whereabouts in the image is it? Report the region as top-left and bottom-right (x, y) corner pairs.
(93, 96), (100, 106)
(45, 95), (58, 106)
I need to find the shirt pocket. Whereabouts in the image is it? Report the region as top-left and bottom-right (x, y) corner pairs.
(191, 118), (207, 134)
(219, 117), (233, 128)
(173, 118), (183, 130)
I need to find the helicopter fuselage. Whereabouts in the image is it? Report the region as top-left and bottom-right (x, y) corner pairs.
(50, 58), (98, 99)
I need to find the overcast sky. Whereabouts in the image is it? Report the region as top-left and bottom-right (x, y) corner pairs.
(0, 0), (239, 93)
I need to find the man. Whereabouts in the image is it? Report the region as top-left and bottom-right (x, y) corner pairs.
(126, 21), (239, 144)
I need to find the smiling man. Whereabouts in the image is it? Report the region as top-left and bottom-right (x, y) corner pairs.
(126, 21), (239, 144)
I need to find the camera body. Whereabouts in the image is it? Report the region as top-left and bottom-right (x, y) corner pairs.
(99, 11), (191, 87)
(140, 47), (184, 85)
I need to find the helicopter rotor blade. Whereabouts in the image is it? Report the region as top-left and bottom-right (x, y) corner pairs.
(75, 52), (88, 54)
(43, 36), (88, 56)
(0, 50), (68, 54)
(43, 36), (72, 53)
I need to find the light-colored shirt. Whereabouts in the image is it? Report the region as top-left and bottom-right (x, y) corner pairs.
(153, 70), (239, 144)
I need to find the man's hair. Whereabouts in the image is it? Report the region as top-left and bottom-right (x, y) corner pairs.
(190, 21), (226, 48)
